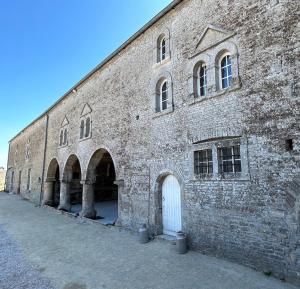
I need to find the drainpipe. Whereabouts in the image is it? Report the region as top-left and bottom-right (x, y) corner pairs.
(39, 114), (49, 205)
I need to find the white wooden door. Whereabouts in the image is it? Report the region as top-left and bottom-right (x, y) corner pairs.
(162, 175), (182, 236)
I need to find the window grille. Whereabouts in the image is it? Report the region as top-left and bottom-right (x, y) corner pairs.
(219, 145), (241, 173)
(194, 149), (213, 174)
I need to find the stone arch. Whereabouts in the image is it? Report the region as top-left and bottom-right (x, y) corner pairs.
(153, 170), (184, 235)
(60, 154), (83, 213)
(152, 71), (174, 114)
(213, 41), (239, 90)
(62, 154), (82, 181)
(46, 158), (59, 179)
(83, 148), (119, 224)
(153, 27), (171, 63)
(43, 158), (61, 207)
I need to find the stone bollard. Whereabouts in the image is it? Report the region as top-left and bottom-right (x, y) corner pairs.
(176, 231), (187, 254)
(138, 224), (149, 244)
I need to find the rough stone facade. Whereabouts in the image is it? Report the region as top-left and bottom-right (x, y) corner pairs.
(0, 167), (6, 191)
(5, 0), (299, 284)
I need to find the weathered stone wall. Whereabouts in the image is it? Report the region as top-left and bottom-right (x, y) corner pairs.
(6, 116), (47, 204)
(6, 0), (299, 284)
(0, 167), (6, 191)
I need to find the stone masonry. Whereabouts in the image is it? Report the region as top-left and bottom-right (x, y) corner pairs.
(0, 167), (5, 191)
(5, 0), (300, 285)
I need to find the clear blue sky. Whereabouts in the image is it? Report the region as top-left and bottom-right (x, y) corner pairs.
(0, 0), (172, 168)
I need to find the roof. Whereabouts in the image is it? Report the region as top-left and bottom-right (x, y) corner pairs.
(10, 0), (183, 142)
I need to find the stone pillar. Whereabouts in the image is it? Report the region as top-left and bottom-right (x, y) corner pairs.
(80, 180), (96, 219)
(58, 180), (71, 212)
(42, 179), (54, 206)
(114, 179), (124, 226)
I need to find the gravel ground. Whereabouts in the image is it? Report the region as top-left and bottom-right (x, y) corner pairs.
(0, 193), (298, 289)
(0, 225), (56, 289)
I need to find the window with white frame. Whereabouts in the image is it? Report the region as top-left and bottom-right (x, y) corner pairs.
(160, 80), (168, 111)
(194, 149), (213, 174)
(219, 145), (241, 173)
(220, 53), (232, 89)
(197, 63), (207, 97)
(160, 37), (166, 61)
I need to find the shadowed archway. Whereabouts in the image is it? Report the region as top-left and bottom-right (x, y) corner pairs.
(85, 148), (118, 224)
(60, 154), (82, 213)
(43, 158), (60, 207)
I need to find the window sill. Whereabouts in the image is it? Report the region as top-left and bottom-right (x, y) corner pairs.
(153, 57), (171, 69)
(188, 80), (242, 106)
(152, 107), (174, 119)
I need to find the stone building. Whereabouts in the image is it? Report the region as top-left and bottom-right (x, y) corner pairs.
(0, 167), (6, 191)
(5, 0), (299, 284)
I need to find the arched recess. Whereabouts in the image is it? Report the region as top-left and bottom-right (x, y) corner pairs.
(154, 171), (183, 236)
(43, 158), (60, 207)
(86, 148), (118, 224)
(62, 154), (82, 213)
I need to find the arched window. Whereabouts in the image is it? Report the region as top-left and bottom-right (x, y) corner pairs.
(80, 120), (84, 139)
(59, 130), (63, 146)
(220, 53), (232, 89)
(160, 81), (168, 111)
(160, 37), (166, 61)
(197, 63), (207, 97)
(85, 117), (90, 137)
(63, 129), (67, 145)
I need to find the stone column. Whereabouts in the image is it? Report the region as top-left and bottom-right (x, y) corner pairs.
(114, 179), (124, 226)
(42, 179), (54, 206)
(58, 180), (71, 212)
(80, 180), (96, 219)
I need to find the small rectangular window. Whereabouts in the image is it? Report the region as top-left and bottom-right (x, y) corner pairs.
(219, 145), (241, 173)
(194, 149), (213, 174)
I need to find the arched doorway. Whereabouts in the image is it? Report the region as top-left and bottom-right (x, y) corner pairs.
(63, 154), (82, 214)
(161, 175), (182, 236)
(43, 158), (60, 207)
(86, 149), (118, 224)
